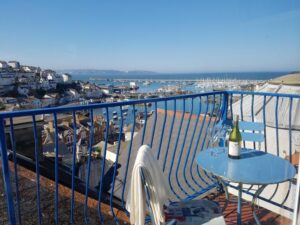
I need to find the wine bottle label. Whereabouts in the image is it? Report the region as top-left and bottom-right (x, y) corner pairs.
(228, 141), (240, 157)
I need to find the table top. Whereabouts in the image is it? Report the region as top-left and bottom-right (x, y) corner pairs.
(196, 147), (296, 185)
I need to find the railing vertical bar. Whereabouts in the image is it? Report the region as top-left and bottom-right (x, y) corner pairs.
(121, 104), (136, 213)
(53, 112), (59, 225)
(110, 106), (124, 224)
(0, 117), (16, 225)
(140, 103), (147, 145)
(70, 111), (77, 225)
(168, 99), (186, 199)
(183, 97), (202, 192)
(221, 92), (228, 122)
(251, 94), (256, 149)
(150, 102), (157, 148)
(162, 100), (176, 172)
(156, 101), (167, 160)
(275, 96), (279, 156)
(230, 93), (233, 119)
(9, 118), (22, 225)
(84, 109), (94, 224)
(269, 96), (280, 201)
(240, 94), (245, 148)
(97, 107), (109, 224)
(189, 96), (209, 188)
(288, 97), (293, 162)
(263, 96), (267, 152)
(32, 115), (42, 225)
(175, 98), (194, 196)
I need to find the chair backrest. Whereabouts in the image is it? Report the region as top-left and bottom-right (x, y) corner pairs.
(238, 121), (265, 143)
(140, 167), (157, 225)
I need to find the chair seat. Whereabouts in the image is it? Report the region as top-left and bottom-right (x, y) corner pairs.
(164, 199), (226, 225)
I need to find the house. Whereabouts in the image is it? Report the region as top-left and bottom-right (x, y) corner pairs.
(82, 83), (103, 98)
(17, 75), (37, 90)
(66, 88), (80, 102)
(41, 94), (56, 107)
(0, 97), (18, 104)
(21, 65), (39, 73)
(62, 73), (72, 84)
(8, 61), (20, 70)
(0, 61), (8, 70)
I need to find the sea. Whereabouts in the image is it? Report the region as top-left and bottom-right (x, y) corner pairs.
(72, 71), (286, 94)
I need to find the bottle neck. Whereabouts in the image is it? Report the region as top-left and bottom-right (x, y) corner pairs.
(233, 119), (239, 130)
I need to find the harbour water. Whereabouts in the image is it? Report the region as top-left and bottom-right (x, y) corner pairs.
(76, 71), (287, 119)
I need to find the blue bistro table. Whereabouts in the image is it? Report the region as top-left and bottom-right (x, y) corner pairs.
(197, 147), (296, 225)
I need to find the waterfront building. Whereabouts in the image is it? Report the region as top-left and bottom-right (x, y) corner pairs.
(62, 73), (72, 83)
(0, 60), (8, 70)
(7, 61), (20, 70)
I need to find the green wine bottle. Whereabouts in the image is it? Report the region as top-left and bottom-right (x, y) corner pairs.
(228, 115), (242, 159)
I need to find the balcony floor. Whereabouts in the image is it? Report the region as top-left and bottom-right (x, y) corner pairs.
(0, 163), (293, 225)
(207, 192), (292, 225)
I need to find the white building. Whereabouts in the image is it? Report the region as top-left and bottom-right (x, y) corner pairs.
(62, 73), (72, 84)
(18, 76), (37, 90)
(41, 94), (56, 107)
(8, 61), (20, 70)
(0, 72), (16, 95)
(0, 61), (8, 70)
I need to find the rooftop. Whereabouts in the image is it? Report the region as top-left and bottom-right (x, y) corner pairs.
(269, 73), (300, 85)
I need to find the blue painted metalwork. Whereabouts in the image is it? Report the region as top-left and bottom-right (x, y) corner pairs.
(289, 97), (293, 162)
(263, 95), (267, 152)
(140, 103), (147, 145)
(150, 102), (157, 148)
(168, 99), (186, 199)
(53, 112), (59, 225)
(189, 96), (209, 188)
(239, 121), (265, 131)
(121, 104), (136, 213)
(0, 118), (16, 225)
(162, 99), (176, 172)
(251, 94), (255, 149)
(84, 109), (94, 225)
(175, 98), (192, 196)
(182, 97), (201, 192)
(32, 115), (42, 225)
(0, 90), (299, 224)
(196, 94), (216, 182)
(110, 106), (124, 224)
(156, 100), (167, 160)
(70, 110), (77, 224)
(98, 107), (109, 224)
(197, 147), (296, 185)
(9, 118), (22, 225)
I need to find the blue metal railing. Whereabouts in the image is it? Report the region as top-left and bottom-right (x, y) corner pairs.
(0, 90), (299, 224)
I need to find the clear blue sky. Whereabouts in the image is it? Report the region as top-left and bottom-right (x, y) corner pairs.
(0, 0), (299, 73)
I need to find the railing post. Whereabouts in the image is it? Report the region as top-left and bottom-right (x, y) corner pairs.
(0, 117), (16, 225)
(221, 91), (229, 121)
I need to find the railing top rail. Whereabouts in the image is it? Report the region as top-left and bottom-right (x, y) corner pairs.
(0, 90), (299, 118)
(227, 90), (300, 98)
(0, 91), (224, 118)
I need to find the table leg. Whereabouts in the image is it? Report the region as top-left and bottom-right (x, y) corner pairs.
(251, 184), (267, 225)
(216, 177), (230, 212)
(237, 183), (242, 225)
